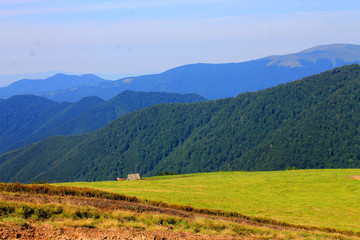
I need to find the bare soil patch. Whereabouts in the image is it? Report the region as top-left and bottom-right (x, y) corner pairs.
(0, 222), (227, 240)
(350, 175), (360, 180)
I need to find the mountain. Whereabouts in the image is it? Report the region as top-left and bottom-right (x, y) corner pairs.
(0, 73), (108, 98)
(1, 44), (359, 102)
(265, 44), (360, 67)
(37, 43), (360, 101)
(0, 91), (207, 154)
(1, 64), (360, 183)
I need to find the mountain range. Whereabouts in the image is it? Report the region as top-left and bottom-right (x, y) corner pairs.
(0, 73), (108, 99)
(0, 91), (206, 154)
(1, 44), (360, 102)
(1, 64), (359, 183)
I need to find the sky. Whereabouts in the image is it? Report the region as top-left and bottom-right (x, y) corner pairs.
(0, 0), (360, 86)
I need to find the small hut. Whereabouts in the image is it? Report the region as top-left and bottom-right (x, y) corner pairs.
(127, 173), (141, 181)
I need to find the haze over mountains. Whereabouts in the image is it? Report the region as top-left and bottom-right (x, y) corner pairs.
(1, 64), (360, 183)
(1, 44), (360, 183)
(1, 44), (360, 102)
(0, 91), (206, 154)
(0, 74), (108, 99)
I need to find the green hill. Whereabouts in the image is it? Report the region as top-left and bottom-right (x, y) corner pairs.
(0, 95), (58, 135)
(0, 91), (206, 154)
(1, 64), (360, 183)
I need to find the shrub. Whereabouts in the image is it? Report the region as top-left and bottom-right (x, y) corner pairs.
(157, 171), (178, 176)
(73, 208), (100, 220)
(0, 203), (15, 216)
(31, 180), (48, 184)
(21, 206), (34, 219)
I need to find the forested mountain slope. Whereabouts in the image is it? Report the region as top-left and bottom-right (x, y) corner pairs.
(0, 95), (58, 136)
(0, 91), (206, 154)
(1, 64), (360, 183)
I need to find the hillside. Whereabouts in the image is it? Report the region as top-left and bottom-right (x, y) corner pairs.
(1, 44), (360, 102)
(0, 95), (58, 136)
(0, 91), (206, 154)
(1, 64), (360, 182)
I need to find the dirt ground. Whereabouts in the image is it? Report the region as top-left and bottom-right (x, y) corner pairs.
(350, 175), (360, 180)
(0, 222), (233, 240)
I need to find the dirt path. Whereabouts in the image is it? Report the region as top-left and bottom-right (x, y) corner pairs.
(0, 193), (191, 218)
(0, 193), (287, 231)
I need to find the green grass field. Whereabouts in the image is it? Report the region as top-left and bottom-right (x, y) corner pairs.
(57, 169), (360, 232)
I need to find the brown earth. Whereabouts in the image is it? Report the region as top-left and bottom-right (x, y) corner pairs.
(0, 192), (359, 240)
(350, 175), (360, 180)
(0, 222), (226, 240)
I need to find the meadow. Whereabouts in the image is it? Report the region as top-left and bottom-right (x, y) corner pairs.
(2, 184), (356, 239)
(57, 169), (360, 232)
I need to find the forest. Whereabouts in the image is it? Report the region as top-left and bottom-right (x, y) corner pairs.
(0, 64), (360, 183)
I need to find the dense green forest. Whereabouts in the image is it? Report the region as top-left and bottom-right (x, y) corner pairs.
(1, 64), (360, 183)
(0, 95), (58, 135)
(0, 91), (206, 154)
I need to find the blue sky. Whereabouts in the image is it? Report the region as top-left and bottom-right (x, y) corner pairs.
(0, 0), (360, 85)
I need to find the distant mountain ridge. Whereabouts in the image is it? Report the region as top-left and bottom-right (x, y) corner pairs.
(0, 73), (108, 98)
(1, 44), (360, 101)
(266, 43), (360, 67)
(0, 91), (206, 154)
(1, 64), (360, 183)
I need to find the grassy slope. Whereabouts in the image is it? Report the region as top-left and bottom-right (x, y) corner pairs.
(57, 169), (360, 232)
(2, 183), (357, 239)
